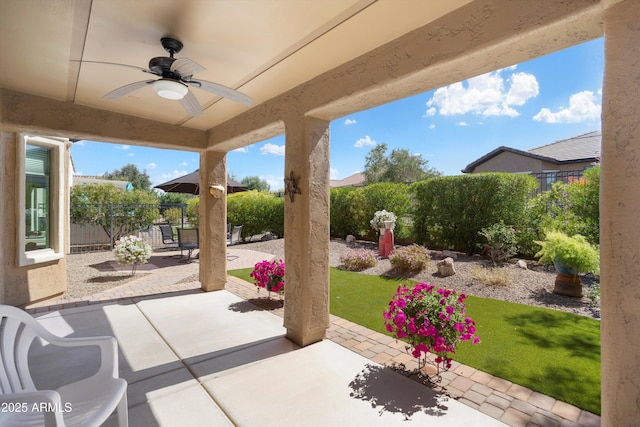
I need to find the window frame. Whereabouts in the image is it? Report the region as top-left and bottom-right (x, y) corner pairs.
(17, 134), (65, 266)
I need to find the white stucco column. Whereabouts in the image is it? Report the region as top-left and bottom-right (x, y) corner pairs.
(283, 115), (330, 347)
(601, 0), (640, 424)
(199, 151), (228, 292)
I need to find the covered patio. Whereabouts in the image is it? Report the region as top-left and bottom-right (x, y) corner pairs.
(1, 1), (640, 424)
(29, 290), (507, 426)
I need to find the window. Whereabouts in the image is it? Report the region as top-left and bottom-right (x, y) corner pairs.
(543, 170), (559, 191)
(17, 135), (65, 266)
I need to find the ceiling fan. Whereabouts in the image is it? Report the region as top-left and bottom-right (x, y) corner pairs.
(98, 37), (252, 116)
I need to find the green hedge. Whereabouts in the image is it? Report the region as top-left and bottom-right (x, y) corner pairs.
(227, 191), (284, 239)
(412, 173), (537, 253)
(330, 183), (413, 240)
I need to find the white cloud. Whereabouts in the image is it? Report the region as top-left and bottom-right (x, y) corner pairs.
(344, 118), (357, 125)
(330, 168), (339, 179)
(127, 153), (135, 157)
(146, 162), (157, 169)
(425, 68), (539, 118)
(428, 124), (436, 130)
(232, 147), (249, 153)
(179, 162), (187, 166)
(153, 170), (188, 186)
(533, 90), (601, 123)
(261, 174), (284, 190)
(354, 135), (376, 148)
(74, 140), (86, 146)
(116, 144), (130, 150)
(457, 121), (468, 126)
(260, 143), (285, 156)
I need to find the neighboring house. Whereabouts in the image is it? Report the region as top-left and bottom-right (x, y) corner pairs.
(462, 131), (601, 191)
(330, 172), (365, 188)
(73, 175), (132, 190)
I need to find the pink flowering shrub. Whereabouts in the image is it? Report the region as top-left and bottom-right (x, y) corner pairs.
(250, 259), (285, 294)
(340, 248), (378, 271)
(383, 282), (480, 376)
(389, 244), (431, 273)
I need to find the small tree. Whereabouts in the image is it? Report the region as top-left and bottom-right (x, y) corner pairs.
(363, 143), (441, 184)
(241, 176), (270, 192)
(70, 184), (160, 242)
(103, 164), (152, 191)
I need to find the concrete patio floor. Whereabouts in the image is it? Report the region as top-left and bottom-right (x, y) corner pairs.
(29, 291), (505, 426)
(23, 247), (601, 426)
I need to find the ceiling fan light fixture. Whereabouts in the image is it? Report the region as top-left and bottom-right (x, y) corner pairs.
(153, 79), (188, 100)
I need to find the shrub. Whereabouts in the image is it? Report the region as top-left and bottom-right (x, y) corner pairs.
(586, 282), (600, 308)
(227, 191), (284, 239)
(525, 167), (600, 248)
(163, 207), (182, 226)
(470, 266), (511, 287)
(412, 173), (537, 254)
(362, 183), (413, 240)
(535, 230), (600, 275)
(390, 244), (431, 273)
(330, 187), (367, 238)
(479, 222), (518, 264)
(113, 235), (152, 275)
(186, 197), (199, 228)
(340, 249), (378, 271)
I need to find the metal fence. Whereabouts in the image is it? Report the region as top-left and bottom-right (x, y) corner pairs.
(529, 170), (586, 193)
(69, 203), (188, 253)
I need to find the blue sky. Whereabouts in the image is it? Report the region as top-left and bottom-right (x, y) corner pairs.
(72, 38), (603, 191)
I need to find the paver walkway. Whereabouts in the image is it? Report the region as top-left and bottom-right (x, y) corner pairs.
(25, 252), (601, 427)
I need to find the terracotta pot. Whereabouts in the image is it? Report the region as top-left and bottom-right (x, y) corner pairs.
(553, 273), (582, 297)
(552, 257), (582, 297)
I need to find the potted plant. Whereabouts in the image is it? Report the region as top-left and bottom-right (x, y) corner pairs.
(535, 230), (599, 297)
(383, 282), (480, 379)
(369, 210), (397, 235)
(250, 259), (285, 298)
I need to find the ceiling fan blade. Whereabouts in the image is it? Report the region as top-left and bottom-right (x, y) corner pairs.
(179, 90), (203, 116)
(188, 79), (253, 106)
(72, 60), (157, 75)
(171, 58), (205, 77)
(103, 80), (154, 100)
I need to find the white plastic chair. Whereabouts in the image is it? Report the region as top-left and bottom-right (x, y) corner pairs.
(0, 305), (128, 426)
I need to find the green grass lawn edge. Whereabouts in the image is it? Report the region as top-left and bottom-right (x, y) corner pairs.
(228, 267), (601, 415)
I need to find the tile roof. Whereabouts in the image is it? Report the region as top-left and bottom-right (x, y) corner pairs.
(528, 130), (601, 161)
(462, 130), (601, 173)
(330, 172), (365, 188)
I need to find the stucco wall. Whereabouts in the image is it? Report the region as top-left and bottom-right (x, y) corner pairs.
(0, 131), (67, 306)
(471, 151), (594, 173)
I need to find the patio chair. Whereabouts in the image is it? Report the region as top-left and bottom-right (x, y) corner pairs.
(0, 304), (128, 427)
(177, 227), (199, 263)
(227, 225), (243, 246)
(159, 224), (177, 248)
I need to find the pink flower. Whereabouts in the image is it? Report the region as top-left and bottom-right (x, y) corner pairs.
(446, 305), (454, 315)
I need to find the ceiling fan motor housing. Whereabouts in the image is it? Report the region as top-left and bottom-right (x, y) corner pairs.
(149, 57), (177, 76)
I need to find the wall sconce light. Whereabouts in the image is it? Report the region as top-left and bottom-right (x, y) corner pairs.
(209, 184), (225, 198)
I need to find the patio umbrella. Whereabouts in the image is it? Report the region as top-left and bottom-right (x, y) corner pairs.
(154, 169), (248, 195)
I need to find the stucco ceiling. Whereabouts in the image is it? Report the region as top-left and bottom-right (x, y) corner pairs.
(0, 0), (474, 131)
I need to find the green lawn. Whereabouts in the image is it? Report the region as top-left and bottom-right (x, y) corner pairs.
(228, 267), (601, 414)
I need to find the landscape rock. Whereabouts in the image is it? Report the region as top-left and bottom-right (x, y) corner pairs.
(345, 235), (356, 243)
(437, 257), (456, 276)
(516, 260), (528, 270)
(442, 250), (458, 260)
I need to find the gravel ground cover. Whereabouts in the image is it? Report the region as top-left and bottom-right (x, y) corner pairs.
(66, 238), (599, 318)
